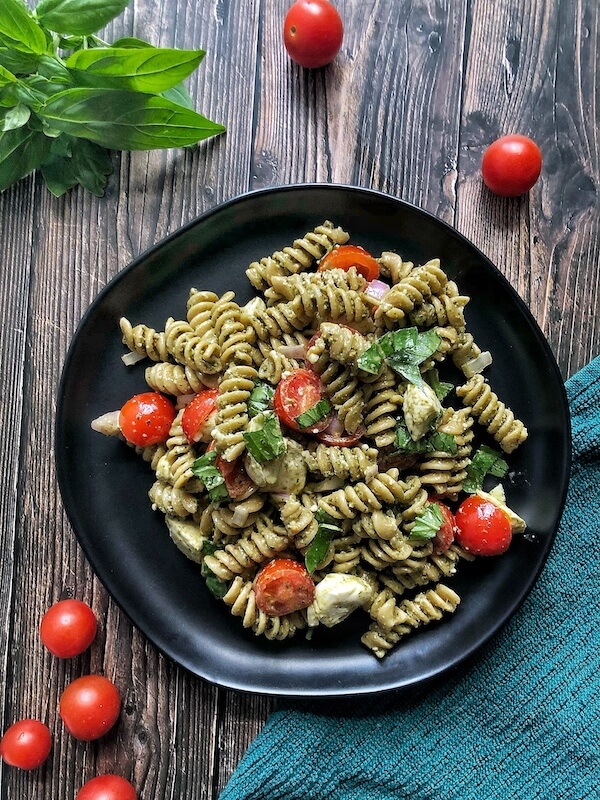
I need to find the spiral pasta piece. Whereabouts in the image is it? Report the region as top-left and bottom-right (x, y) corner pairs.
(165, 317), (221, 375)
(317, 469), (424, 520)
(213, 362), (258, 461)
(377, 252), (414, 284)
(419, 408), (474, 498)
(242, 297), (312, 342)
(154, 409), (201, 490)
(120, 317), (171, 362)
(266, 266), (366, 302)
(409, 280), (469, 329)
(302, 443), (378, 482)
(456, 374), (528, 453)
(360, 533), (413, 570)
(363, 366), (406, 447)
(246, 220), (350, 291)
(306, 322), (376, 379)
(203, 518), (291, 581)
(374, 259), (448, 329)
(144, 362), (209, 395)
(148, 480), (199, 518)
(289, 284), (371, 328)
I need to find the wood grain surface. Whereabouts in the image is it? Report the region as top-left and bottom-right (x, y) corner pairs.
(0, 1), (598, 798)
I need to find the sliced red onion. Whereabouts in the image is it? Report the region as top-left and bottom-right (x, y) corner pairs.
(364, 279), (391, 302)
(277, 344), (306, 359)
(175, 394), (196, 409)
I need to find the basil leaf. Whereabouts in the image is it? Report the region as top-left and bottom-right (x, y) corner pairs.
(0, 102), (30, 131)
(243, 411), (286, 463)
(200, 541), (228, 599)
(0, 0), (47, 56)
(428, 430), (458, 454)
(394, 422), (456, 455)
(0, 47), (40, 75)
(162, 81), (194, 110)
(39, 88), (225, 150)
(66, 46), (205, 93)
(295, 398), (331, 429)
(111, 37), (153, 49)
(40, 136), (111, 196)
(247, 382), (274, 418)
(35, 0), (130, 37)
(386, 357), (423, 386)
(305, 520), (341, 574)
(411, 329), (442, 363)
(0, 126), (51, 190)
(357, 327), (441, 385)
(425, 368), (454, 401)
(191, 450), (229, 503)
(410, 503), (443, 540)
(463, 445), (509, 493)
(0, 64), (16, 88)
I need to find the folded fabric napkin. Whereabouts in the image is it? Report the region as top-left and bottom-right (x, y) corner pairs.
(220, 357), (599, 800)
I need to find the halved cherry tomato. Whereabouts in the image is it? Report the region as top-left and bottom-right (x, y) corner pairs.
(429, 499), (456, 553)
(40, 599), (97, 658)
(0, 719), (52, 770)
(254, 558), (315, 616)
(216, 454), (255, 499)
(76, 774), (137, 800)
(181, 388), (218, 443)
(119, 392), (175, 447)
(59, 675), (121, 741)
(273, 369), (331, 433)
(455, 495), (512, 556)
(318, 244), (380, 281)
(316, 415), (365, 446)
(283, 0), (344, 69)
(481, 134), (542, 197)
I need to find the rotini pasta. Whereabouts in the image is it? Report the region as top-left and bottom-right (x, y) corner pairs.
(93, 222), (529, 659)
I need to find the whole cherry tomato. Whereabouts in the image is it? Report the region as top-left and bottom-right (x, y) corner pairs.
(254, 558), (315, 616)
(283, 0), (343, 69)
(318, 244), (380, 281)
(455, 495), (512, 556)
(119, 392), (175, 447)
(59, 675), (121, 741)
(40, 599), (97, 658)
(481, 134), (542, 197)
(273, 369), (331, 433)
(0, 719), (52, 770)
(76, 774), (137, 800)
(181, 389), (219, 443)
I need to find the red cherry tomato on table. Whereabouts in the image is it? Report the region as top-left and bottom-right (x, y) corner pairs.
(283, 0), (343, 69)
(430, 500), (457, 554)
(40, 599), (97, 658)
(455, 496), (512, 556)
(481, 134), (542, 197)
(0, 719), (52, 770)
(254, 558), (315, 616)
(318, 244), (380, 282)
(76, 774), (137, 800)
(274, 368), (331, 433)
(181, 388), (218, 443)
(119, 392), (175, 447)
(59, 675), (121, 741)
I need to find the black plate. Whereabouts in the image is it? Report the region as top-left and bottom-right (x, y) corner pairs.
(55, 184), (571, 696)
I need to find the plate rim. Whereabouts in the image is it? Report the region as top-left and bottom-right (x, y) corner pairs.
(55, 183), (572, 696)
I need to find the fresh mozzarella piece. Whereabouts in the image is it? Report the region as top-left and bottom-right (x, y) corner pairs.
(476, 487), (527, 534)
(307, 574), (374, 628)
(403, 382), (442, 440)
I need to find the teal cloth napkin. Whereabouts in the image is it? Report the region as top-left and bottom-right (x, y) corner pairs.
(220, 357), (599, 800)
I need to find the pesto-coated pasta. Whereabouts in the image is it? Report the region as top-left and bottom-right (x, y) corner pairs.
(94, 222), (529, 660)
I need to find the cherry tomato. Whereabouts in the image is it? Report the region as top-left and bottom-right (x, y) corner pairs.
(59, 675), (121, 741)
(430, 500), (456, 553)
(181, 389), (218, 443)
(119, 392), (175, 447)
(318, 244), (380, 281)
(76, 774), (137, 800)
(273, 369), (331, 433)
(0, 719), (52, 770)
(283, 0), (343, 69)
(254, 558), (315, 616)
(316, 415), (365, 446)
(455, 495), (512, 556)
(40, 599), (97, 658)
(216, 454), (255, 499)
(481, 135), (542, 197)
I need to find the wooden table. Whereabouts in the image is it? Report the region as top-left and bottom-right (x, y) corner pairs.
(1, 1), (598, 797)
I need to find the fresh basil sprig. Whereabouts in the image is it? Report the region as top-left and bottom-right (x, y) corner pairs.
(0, 0), (224, 195)
(242, 411), (286, 463)
(463, 445), (509, 493)
(305, 510), (342, 574)
(191, 450), (229, 503)
(357, 327), (441, 386)
(410, 503), (443, 540)
(395, 421), (457, 455)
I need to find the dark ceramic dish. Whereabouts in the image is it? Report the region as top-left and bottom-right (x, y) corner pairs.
(55, 184), (571, 696)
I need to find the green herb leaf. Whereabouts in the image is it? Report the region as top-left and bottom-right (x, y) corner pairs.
(357, 327), (441, 386)
(0, 47), (40, 75)
(410, 503), (443, 540)
(40, 135), (111, 196)
(0, 102), (30, 131)
(394, 422), (457, 455)
(0, 126), (51, 190)
(295, 398), (331, 429)
(66, 46), (205, 93)
(39, 87), (225, 150)
(428, 430), (458, 454)
(35, 0), (131, 37)
(0, 0), (47, 56)
(463, 445), (509, 493)
(0, 64), (17, 88)
(425, 368), (454, 401)
(200, 541), (228, 599)
(305, 514), (342, 573)
(243, 411), (286, 462)
(248, 382), (275, 418)
(191, 450), (229, 503)
(356, 339), (387, 375)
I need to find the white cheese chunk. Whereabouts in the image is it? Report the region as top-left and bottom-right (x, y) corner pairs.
(307, 574), (374, 628)
(476, 487), (527, 534)
(403, 382), (442, 440)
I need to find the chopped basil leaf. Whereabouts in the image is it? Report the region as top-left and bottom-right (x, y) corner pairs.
(242, 411), (286, 462)
(410, 503), (443, 540)
(305, 516), (342, 574)
(295, 398), (332, 429)
(248, 382), (275, 417)
(395, 422), (457, 455)
(463, 445), (509, 493)
(356, 327), (441, 385)
(191, 450), (229, 502)
(425, 368), (454, 401)
(200, 542), (228, 598)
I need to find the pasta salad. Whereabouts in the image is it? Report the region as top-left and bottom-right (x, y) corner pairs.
(92, 221), (528, 658)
